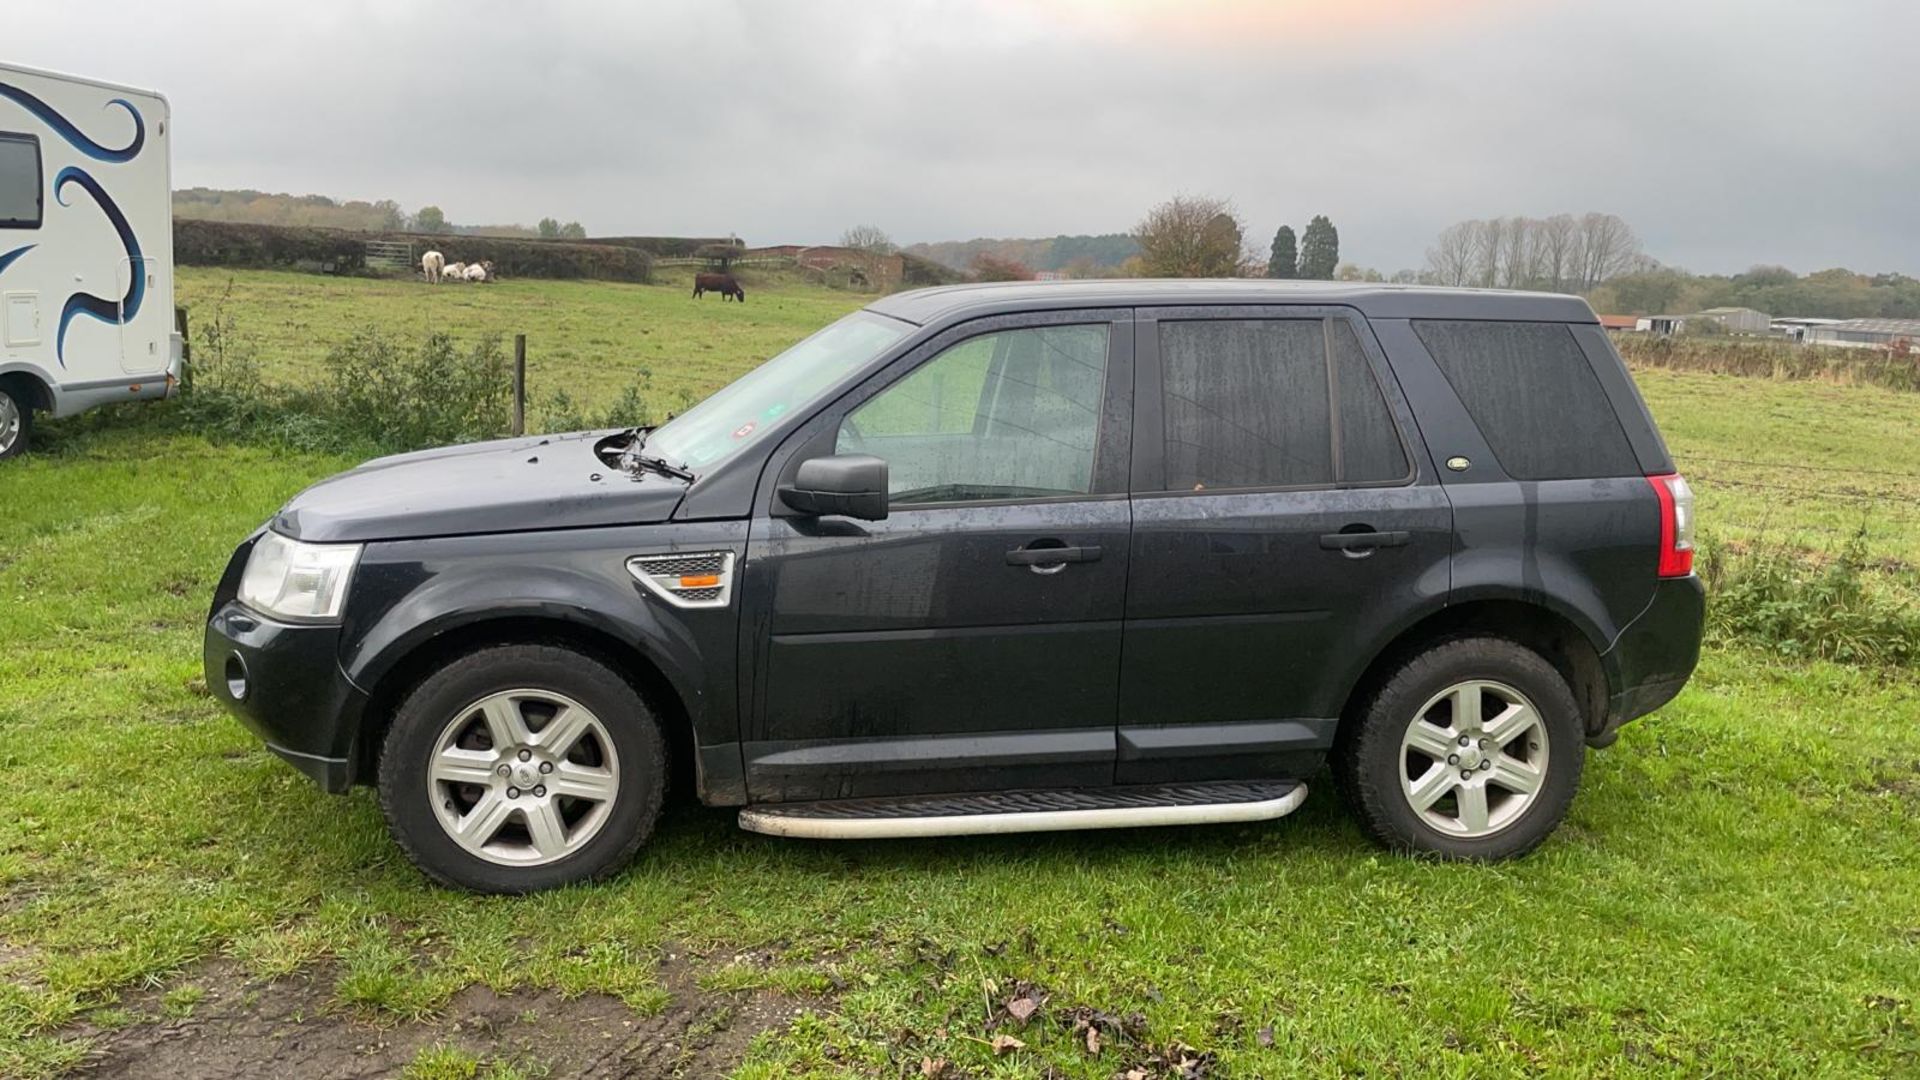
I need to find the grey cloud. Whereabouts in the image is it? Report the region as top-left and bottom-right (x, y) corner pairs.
(10, 0), (1917, 273)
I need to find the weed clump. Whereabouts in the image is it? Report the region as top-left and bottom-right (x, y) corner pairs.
(1701, 528), (1920, 667)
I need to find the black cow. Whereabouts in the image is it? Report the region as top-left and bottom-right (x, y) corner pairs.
(692, 272), (745, 302)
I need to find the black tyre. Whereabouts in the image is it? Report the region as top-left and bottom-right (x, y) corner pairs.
(0, 383), (31, 460)
(377, 644), (666, 893)
(1334, 637), (1584, 861)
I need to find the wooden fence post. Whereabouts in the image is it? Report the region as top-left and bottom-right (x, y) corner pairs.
(512, 333), (527, 436)
(174, 306), (192, 392)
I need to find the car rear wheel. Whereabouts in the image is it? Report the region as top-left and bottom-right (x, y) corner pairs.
(0, 385), (30, 460)
(1335, 637), (1584, 861)
(377, 644), (665, 893)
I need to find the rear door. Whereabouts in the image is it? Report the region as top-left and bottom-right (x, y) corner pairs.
(741, 310), (1134, 801)
(1118, 306), (1452, 783)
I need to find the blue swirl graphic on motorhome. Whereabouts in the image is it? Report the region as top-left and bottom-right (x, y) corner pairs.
(0, 81), (144, 162)
(0, 244), (32, 276)
(53, 167), (143, 366)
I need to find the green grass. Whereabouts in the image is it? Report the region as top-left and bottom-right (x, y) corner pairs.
(176, 265), (867, 418)
(1637, 366), (1920, 567)
(3, 273), (1919, 1077)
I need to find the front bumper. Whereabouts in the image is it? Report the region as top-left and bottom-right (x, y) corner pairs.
(204, 601), (367, 792)
(1591, 574), (1707, 746)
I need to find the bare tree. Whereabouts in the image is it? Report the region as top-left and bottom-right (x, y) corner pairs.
(1572, 212), (1640, 292)
(1539, 213), (1577, 292)
(1425, 221), (1477, 286)
(840, 224), (896, 254)
(1427, 212), (1642, 294)
(1132, 195), (1250, 277)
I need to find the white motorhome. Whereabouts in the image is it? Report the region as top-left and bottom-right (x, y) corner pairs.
(0, 62), (178, 458)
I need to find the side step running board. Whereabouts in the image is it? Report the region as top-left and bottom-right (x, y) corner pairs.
(738, 780), (1307, 840)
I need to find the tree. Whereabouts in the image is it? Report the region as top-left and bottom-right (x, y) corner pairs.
(841, 224), (895, 254)
(971, 254), (1034, 282)
(538, 217), (561, 239)
(560, 221), (587, 240)
(414, 205), (448, 234)
(374, 200), (406, 232)
(1298, 215), (1339, 280)
(1266, 225), (1298, 279)
(1425, 221), (1477, 286)
(1423, 213), (1643, 294)
(1132, 195), (1247, 278)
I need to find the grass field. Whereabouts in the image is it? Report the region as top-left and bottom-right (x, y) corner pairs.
(3, 272), (1918, 1077)
(175, 266), (866, 421)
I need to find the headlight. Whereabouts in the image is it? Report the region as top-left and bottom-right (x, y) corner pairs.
(238, 531), (362, 623)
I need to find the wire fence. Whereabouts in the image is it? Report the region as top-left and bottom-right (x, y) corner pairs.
(1676, 450), (1920, 548)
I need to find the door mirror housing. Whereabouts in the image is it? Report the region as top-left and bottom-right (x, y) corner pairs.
(779, 454), (889, 520)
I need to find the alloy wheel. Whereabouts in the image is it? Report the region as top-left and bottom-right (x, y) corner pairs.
(427, 689), (621, 866)
(1397, 679), (1549, 837)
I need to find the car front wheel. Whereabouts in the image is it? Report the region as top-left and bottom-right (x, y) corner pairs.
(377, 644), (665, 893)
(1335, 637), (1584, 861)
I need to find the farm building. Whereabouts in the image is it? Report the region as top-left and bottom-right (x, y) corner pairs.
(1687, 307), (1772, 335)
(1597, 314), (1641, 332)
(1801, 317), (1920, 350)
(1770, 316), (1843, 343)
(1636, 315), (1686, 335)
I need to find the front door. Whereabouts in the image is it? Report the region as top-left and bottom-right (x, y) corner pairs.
(1118, 307), (1453, 783)
(742, 311), (1134, 801)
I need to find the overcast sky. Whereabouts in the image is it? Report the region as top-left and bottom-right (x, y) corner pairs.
(11, 0), (1917, 275)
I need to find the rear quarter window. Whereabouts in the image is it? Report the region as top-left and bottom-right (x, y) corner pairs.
(1413, 320), (1639, 481)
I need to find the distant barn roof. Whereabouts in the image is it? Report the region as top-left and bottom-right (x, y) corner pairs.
(1813, 318), (1920, 334)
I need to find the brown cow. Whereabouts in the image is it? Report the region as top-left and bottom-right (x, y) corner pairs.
(692, 272), (745, 302)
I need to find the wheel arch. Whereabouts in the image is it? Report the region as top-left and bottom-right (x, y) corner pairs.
(351, 615), (700, 805)
(1336, 598), (1614, 744)
(0, 368), (54, 413)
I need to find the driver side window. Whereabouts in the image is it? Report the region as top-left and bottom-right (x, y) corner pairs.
(837, 324), (1111, 505)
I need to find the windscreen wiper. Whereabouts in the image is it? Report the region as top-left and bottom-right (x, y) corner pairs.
(631, 454), (695, 482)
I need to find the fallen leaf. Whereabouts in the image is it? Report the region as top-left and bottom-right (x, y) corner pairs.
(1006, 996), (1039, 1024)
(989, 1033), (1025, 1056)
(1084, 1025), (1102, 1055)
(1257, 1023), (1275, 1048)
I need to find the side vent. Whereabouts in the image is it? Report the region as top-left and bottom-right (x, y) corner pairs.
(626, 551), (736, 609)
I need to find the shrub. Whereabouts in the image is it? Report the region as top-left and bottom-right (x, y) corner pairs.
(174, 220), (654, 282)
(322, 330), (512, 451)
(971, 254), (1034, 282)
(1617, 335), (1920, 393)
(536, 381), (654, 434)
(1700, 528), (1920, 667)
(172, 299), (517, 455)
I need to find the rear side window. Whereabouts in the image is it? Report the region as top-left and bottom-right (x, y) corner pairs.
(1414, 320), (1638, 481)
(0, 133), (41, 228)
(1159, 318), (1408, 491)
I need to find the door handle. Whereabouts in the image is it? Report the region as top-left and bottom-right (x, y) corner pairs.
(1006, 544), (1102, 567)
(1318, 530), (1410, 551)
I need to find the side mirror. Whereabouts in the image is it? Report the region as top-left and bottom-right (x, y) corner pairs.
(779, 454), (889, 521)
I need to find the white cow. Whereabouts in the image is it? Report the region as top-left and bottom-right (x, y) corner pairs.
(420, 250), (445, 283)
(442, 261), (467, 282)
(463, 262), (489, 283)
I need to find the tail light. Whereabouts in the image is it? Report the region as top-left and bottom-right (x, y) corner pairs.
(1647, 473), (1694, 577)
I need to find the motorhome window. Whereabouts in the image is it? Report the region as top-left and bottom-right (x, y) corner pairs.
(0, 134), (41, 228)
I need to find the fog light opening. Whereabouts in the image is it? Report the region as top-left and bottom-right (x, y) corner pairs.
(225, 654), (250, 701)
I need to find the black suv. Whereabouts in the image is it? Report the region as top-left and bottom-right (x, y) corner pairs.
(205, 281), (1703, 893)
